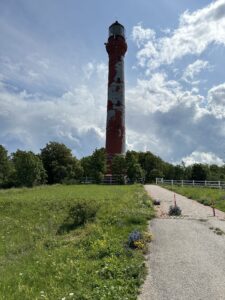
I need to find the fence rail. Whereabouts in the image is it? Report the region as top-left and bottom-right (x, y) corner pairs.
(156, 178), (225, 189)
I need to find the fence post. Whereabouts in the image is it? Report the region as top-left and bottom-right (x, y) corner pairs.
(219, 181), (221, 189)
(205, 180), (207, 187)
(172, 180), (173, 186)
(192, 180), (194, 186)
(181, 180), (183, 187)
(156, 178), (158, 185)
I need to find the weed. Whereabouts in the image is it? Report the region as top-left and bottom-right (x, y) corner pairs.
(214, 227), (225, 235)
(169, 205), (182, 216)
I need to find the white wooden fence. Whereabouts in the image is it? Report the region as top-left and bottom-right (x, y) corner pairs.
(156, 178), (225, 189)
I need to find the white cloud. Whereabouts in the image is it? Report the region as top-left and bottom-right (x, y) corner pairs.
(208, 82), (225, 118)
(1, 58), (225, 164)
(127, 72), (181, 113)
(182, 59), (209, 83)
(0, 62), (107, 157)
(125, 71), (225, 163)
(133, 0), (225, 70)
(131, 23), (155, 48)
(127, 72), (205, 115)
(182, 151), (224, 166)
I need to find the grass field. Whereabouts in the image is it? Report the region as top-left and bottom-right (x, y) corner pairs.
(164, 185), (225, 213)
(0, 184), (154, 300)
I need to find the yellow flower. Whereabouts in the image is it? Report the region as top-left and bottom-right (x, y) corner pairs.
(133, 240), (145, 249)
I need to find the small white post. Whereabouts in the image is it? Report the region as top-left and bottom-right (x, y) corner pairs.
(172, 180), (174, 186)
(192, 180), (194, 186)
(181, 180), (183, 187)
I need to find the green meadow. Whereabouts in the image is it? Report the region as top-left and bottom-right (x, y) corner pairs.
(0, 184), (154, 300)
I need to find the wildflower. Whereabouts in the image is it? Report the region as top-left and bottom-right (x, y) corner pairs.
(19, 273), (23, 276)
(133, 240), (145, 249)
(69, 293), (74, 296)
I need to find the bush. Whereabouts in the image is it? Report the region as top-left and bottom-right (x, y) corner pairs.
(57, 201), (98, 234)
(169, 205), (182, 216)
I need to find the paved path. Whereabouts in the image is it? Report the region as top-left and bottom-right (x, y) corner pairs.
(139, 185), (225, 300)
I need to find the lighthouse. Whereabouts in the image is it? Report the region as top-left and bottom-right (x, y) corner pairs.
(105, 21), (127, 170)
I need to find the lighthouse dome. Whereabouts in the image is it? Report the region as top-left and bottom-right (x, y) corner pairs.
(109, 21), (125, 38)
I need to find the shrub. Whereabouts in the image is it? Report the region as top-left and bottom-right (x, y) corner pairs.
(169, 205), (182, 216)
(57, 201), (98, 234)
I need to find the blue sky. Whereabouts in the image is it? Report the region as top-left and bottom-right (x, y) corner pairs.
(1, 0), (225, 165)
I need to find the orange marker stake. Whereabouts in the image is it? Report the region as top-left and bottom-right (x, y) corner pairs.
(211, 200), (216, 217)
(174, 193), (177, 207)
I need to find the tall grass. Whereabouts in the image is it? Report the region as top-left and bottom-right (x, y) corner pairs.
(164, 185), (225, 212)
(0, 184), (154, 300)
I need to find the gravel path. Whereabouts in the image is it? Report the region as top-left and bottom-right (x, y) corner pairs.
(139, 185), (225, 300)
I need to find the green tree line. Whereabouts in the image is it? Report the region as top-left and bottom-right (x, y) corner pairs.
(0, 142), (225, 188)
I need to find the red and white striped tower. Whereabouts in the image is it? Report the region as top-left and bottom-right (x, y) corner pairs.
(105, 21), (127, 171)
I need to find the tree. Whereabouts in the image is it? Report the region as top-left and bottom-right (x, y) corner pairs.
(140, 152), (164, 182)
(126, 151), (144, 182)
(162, 163), (175, 180)
(0, 145), (11, 187)
(191, 164), (208, 181)
(40, 142), (83, 184)
(184, 165), (192, 180)
(127, 163), (144, 183)
(148, 169), (164, 182)
(173, 165), (185, 180)
(208, 164), (223, 180)
(111, 154), (127, 183)
(89, 148), (107, 183)
(80, 156), (92, 177)
(12, 150), (47, 187)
